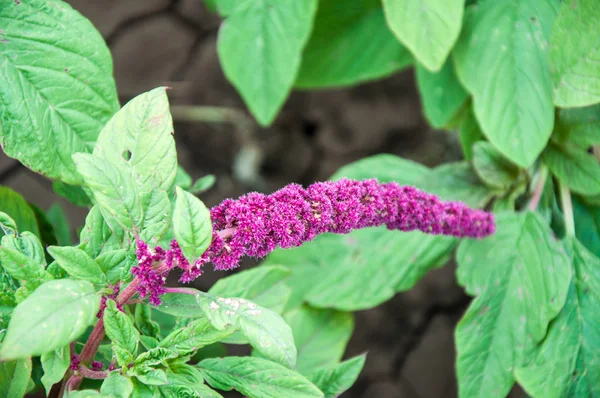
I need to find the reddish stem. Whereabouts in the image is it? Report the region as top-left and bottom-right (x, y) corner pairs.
(163, 287), (198, 295)
(77, 365), (109, 380)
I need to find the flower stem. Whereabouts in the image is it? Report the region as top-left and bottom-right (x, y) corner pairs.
(163, 287), (198, 295)
(77, 366), (108, 380)
(559, 181), (575, 236)
(527, 165), (548, 211)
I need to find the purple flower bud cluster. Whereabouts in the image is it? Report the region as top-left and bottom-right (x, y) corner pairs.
(133, 179), (495, 304)
(97, 285), (121, 318)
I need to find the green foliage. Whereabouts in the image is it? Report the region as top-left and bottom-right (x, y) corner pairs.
(543, 143), (600, 196)
(0, 279), (100, 360)
(104, 299), (139, 366)
(554, 104), (600, 148)
(0, 358), (32, 398)
(455, 212), (571, 396)
(48, 246), (106, 284)
(472, 141), (522, 191)
(382, 0), (464, 71)
(296, 0), (411, 88)
(101, 373), (134, 398)
(40, 345), (70, 395)
(173, 187), (212, 265)
(199, 356), (324, 398)
(217, 0), (318, 125)
(0, 186), (39, 238)
(308, 355), (366, 398)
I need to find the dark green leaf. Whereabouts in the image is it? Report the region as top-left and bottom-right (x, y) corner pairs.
(189, 175), (216, 195)
(382, 0), (464, 71)
(52, 181), (93, 208)
(0, 0), (119, 184)
(135, 304), (160, 339)
(0, 279), (100, 360)
(173, 187), (212, 265)
(416, 59), (469, 129)
(543, 143), (600, 195)
(455, 212), (571, 397)
(296, 0), (411, 88)
(48, 246), (106, 284)
(515, 238), (600, 397)
(41, 345), (70, 395)
(472, 141), (521, 191)
(308, 355), (366, 398)
(217, 0), (318, 125)
(0, 186), (40, 237)
(573, 196), (600, 257)
(47, 204), (72, 246)
(459, 106), (485, 161)
(199, 356), (323, 398)
(174, 166), (192, 190)
(285, 306), (353, 375)
(554, 105), (600, 148)
(104, 299), (139, 364)
(0, 358), (32, 398)
(453, 0), (559, 167)
(101, 373), (134, 398)
(551, 0), (600, 107)
(159, 318), (233, 355)
(27, 202), (59, 251)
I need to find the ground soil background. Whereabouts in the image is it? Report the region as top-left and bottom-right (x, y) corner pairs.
(0, 1), (528, 397)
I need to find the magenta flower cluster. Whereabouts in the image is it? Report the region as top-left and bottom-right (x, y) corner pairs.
(133, 179), (495, 305)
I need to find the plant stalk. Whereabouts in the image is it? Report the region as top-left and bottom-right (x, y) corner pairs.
(559, 181), (575, 236)
(527, 165), (548, 211)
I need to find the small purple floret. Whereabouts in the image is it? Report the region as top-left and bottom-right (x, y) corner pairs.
(132, 241), (170, 306)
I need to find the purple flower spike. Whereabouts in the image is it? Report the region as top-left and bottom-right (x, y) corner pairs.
(132, 240), (169, 306)
(198, 179), (495, 271)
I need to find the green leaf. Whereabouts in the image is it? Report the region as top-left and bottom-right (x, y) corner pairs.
(73, 153), (143, 232)
(308, 355), (366, 398)
(0, 0), (119, 184)
(0, 279), (100, 360)
(2, 231), (46, 265)
(515, 238), (600, 397)
(551, 0), (600, 107)
(139, 336), (160, 351)
(330, 153), (430, 184)
(459, 106), (485, 161)
(209, 265), (292, 313)
(94, 87), (177, 192)
(418, 161), (495, 207)
(197, 291), (297, 369)
(573, 196), (600, 257)
(0, 212), (17, 234)
(382, 0), (465, 71)
(157, 289), (206, 318)
(174, 166), (192, 190)
(130, 379), (157, 398)
(135, 304), (160, 339)
(217, 0), (318, 125)
(67, 391), (109, 398)
(173, 187), (212, 265)
(543, 143), (600, 196)
(285, 306), (353, 375)
(101, 373), (134, 398)
(295, 0), (411, 88)
(104, 299), (139, 365)
(139, 189), (171, 245)
(0, 242), (52, 287)
(189, 175), (216, 195)
(472, 141), (521, 191)
(28, 202), (59, 250)
(96, 249), (131, 285)
(166, 363), (204, 385)
(453, 0), (559, 167)
(554, 104), (600, 148)
(134, 367), (168, 386)
(416, 59), (469, 129)
(158, 318), (233, 355)
(199, 357), (324, 398)
(79, 206), (120, 258)
(0, 186), (40, 237)
(134, 347), (178, 367)
(52, 181), (92, 207)
(47, 204), (72, 246)
(455, 212), (571, 397)
(0, 358), (32, 398)
(48, 246), (106, 284)
(41, 345), (70, 396)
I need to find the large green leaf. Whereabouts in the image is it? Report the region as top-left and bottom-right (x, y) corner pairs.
(551, 0), (600, 107)
(455, 212), (571, 397)
(0, 186), (39, 238)
(173, 187), (212, 265)
(0, 358), (32, 398)
(382, 0), (465, 71)
(472, 141), (521, 191)
(73, 153), (143, 232)
(104, 299), (139, 365)
(416, 59), (469, 129)
(543, 143), (600, 196)
(554, 104), (600, 148)
(0, 0), (119, 184)
(453, 0), (559, 167)
(41, 345), (70, 395)
(515, 238), (600, 397)
(48, 246), (106, 284)
(295, 0), (411, 88)
(308, 355), (366, 398)
(330, 153), (430, 184)
(217, 0), (318, 125)
(285, 306), (353, 375)
(158, 318), (233, 355)
(0, 279), (100, 360)
(199, 357), (323, 398)
(93, 87), (177, 192)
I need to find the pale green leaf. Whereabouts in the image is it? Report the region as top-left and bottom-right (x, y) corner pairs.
(551, 0), (600, 107)
(173, 187), (212, 265)
(455, 212), (571, 397)
(0, 242), (51, 286)
(134, 367), (167, 386)
(453, 0), (559, 167)
(383, 0), (465, 71)
(159, 318), (233, 355)
(101, 373), (134, 398)
(416, 59), (469, 129)
(199, 356), (323, 398)
(134, 347), (178, 367)
(104, 299), (139, 363)
(78, 206), (121, 258)
(0, 279), (100, 360)
(308, 355), (366, 398)
(0, 358), (32, 398)
(41, 345), (70, 396)
(217, 0), (318, 125)
(139, 188), (171, 244)
(0, 0), (119, 184)
(48, 246), (106, 284)
(472, 141), (521, 191)
(95, 249), (131, 285)
(296, 0), (411, 88)
(157, 289), (206, 318)
(330, 153), (430, 184)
